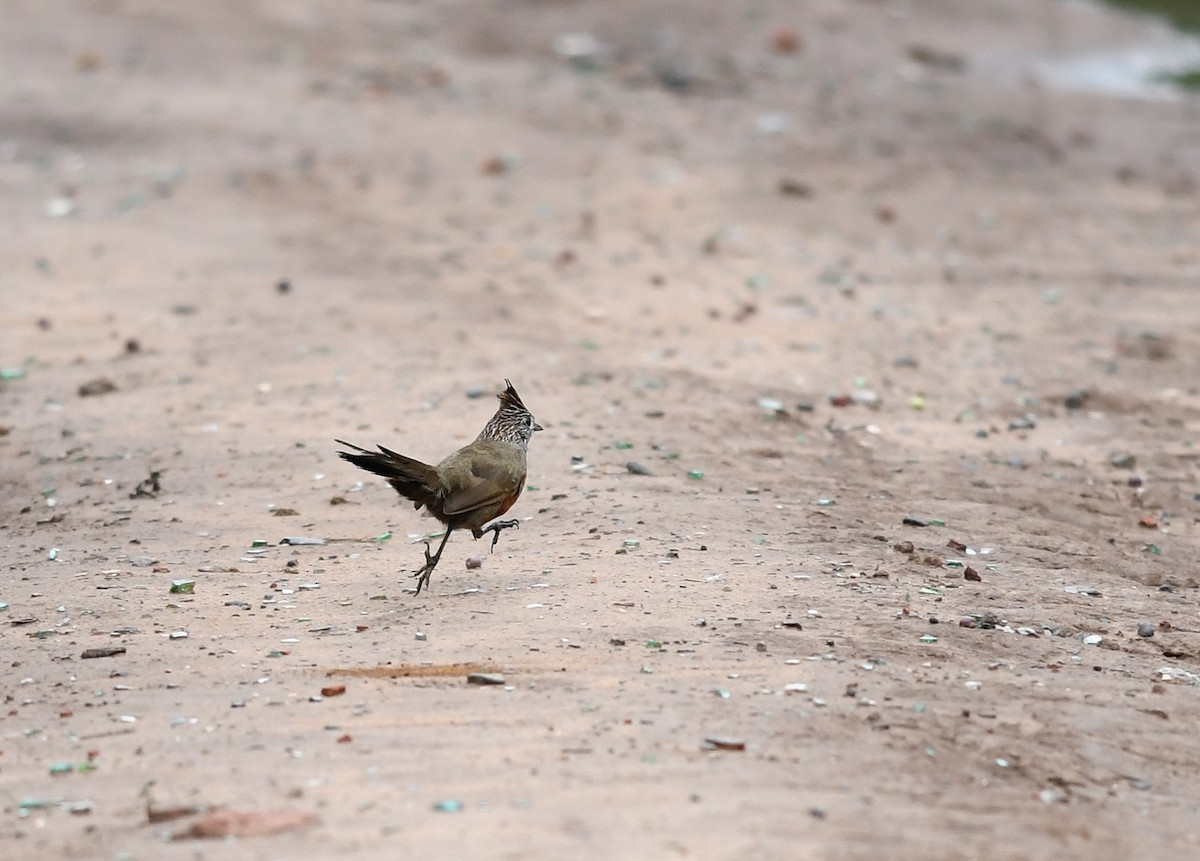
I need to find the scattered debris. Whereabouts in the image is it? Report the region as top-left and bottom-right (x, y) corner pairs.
(130, 470), (162, 498)
(907, 44), (967, 72)
(703, 736), (746, 751)
(1064, 387), (1091, 409)
(172, 808), (317, 840)
(1109, 451), (1136, 470)
(147, 801), (206, 823)
(78, 377), (118, 397)
(81, 647), (126, 659)
(770, 28), (802, 55)
(778, 178), (814, 198)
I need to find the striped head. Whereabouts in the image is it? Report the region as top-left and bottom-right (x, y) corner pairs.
(478, 379), (542, 449)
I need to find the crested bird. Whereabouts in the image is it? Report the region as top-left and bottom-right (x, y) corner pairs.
(336, 380), (541, 594)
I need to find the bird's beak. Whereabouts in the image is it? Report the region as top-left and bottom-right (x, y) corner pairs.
(533, 422), (544, 432)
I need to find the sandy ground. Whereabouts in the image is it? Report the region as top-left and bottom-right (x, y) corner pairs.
(3, 0), (1200, 858)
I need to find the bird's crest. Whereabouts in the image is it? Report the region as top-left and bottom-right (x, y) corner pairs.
(480, 379), (541, 446)
(498, 379), (529, 414)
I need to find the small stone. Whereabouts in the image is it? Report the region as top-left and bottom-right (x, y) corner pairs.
(467, 672), (506, 686)
(626, 462), (653, 476)
(1064, 388), (1090, 410)
(1083, 634), (1103, 646)
(778, 178), (814, 198)
(755, 641), (767, 652)
(46, 196), (76, 218)
(1109, 452), (1136, 469)
(1137, 623), (1156, 639)
(78, 377), (118, 397)
(1008, 415), (1036, 431)
(465, 556), (484, 569)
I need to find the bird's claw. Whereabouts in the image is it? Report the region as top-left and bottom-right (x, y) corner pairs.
(410, 542), (436, 594)
(485, 519), (520, 552)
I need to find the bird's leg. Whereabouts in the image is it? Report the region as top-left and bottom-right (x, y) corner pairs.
(475, 519), (520, 552)
(412, 528), (453, 594)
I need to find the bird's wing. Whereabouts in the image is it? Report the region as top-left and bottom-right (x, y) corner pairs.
(444, 474), (513, 515)
(441, 477), (511, 517)
(440, 452), (521, 517)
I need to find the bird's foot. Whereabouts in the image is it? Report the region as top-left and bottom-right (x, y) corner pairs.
(411, 542), (438, 595)
(480, 519), (520, 552)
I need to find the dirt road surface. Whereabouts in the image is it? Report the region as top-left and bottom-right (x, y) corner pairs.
(3, 1), (1200, 858)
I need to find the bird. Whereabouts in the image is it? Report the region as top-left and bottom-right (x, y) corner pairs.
(335, 380), (542, 594)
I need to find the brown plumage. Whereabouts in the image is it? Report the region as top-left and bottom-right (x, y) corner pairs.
(336, 380), (542, 594)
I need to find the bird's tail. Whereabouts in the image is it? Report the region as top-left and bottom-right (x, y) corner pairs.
(335, 439), (441, 511)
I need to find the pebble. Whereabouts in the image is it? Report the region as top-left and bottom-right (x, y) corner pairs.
(1064, 387), (1091, 410)
(78, 377), (118, 397)
(1137, 623), (1155, 639)
(1109, 451), (1136, 469)
(626, 462), (653, 476)
(467, 672), (506, 686)
(465, 556), (484, 569)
